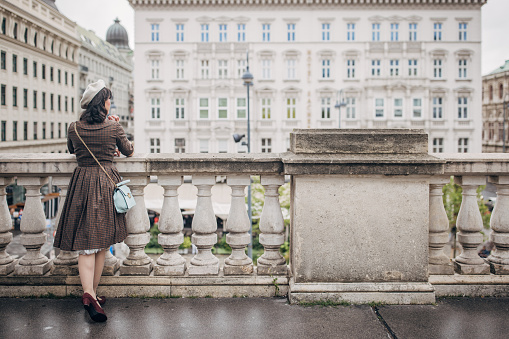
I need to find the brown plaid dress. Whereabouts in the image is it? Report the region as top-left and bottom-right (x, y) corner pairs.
(53, 120), (134, 252)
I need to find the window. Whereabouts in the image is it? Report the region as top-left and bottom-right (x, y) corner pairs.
(42, 92), (45, 110)
(176, 60), (184, 79)
(433, 59), (443, 79)
(459, 23), (467, 41)
(201, 24), (209, 42)
(50, 67), (53, 81)
(322, 23), (330, 41)
(262, 59), (271, 79)
(42, 64), (45, 79)
(0, 51), (5, 70)
(24, 28), (27, 43)
(218, 98), (228, 119)
(42, 122), (46, 139)
(218, 139), (228, 153)
(372, 23), (381, 41)
(287, 59), (296, 79)
(199, 98), (209, 118)
(65, 71), (68, 85)
(321, 59), (330, 79)
(199, 60), (209, 79)
(371, 59), (381, 77)
(33, 62), (37, 77)
(219, 24), (227, 42)
(375, 98), (384, 118)
(287, 23), (296, 41)
(34, 33), (37, 47)
(50, 94), (54, 110)
(389, 60), (399, 76)
(65, 96), (68, 112)
(458, 97), (468, 119)
(218, 60), (228, 79)
(199, 139), (209, 153)
(72, 97), (74, 112)
(237, 24), (245, 42)
(12, 121), (17, 141)
(12, 55), (17, 72)
(458, 138), (468, 153)
(237, 59), (246, 78)
(13, 23), (18, 39)
(347, 23), (355, 41)
(346, 97), (356, 119)
(58, 69), (61, 83)
(0, 85), (4, 105)
(150, 138), (161, 153)
(175, 138), (185, 153)
(347, 59), (355, 78)
(58, 95), (61, 111)
(412, 99), (422, 118)
(151, 24), (159, 42)
(409, 59), (418, 76)
(33, 91), (37, 109)
(12, 87), (17, 107)
(409, 23), (418, 41)
(23, 89), (28, 108)
(261, 138), (272, 153)
(50, 122), (54, 139)
(394, 98), (403, 118)
(433, 138), (444, 153)
(65, 123), (68, 137)
(432, 97), (443, 119)
(23, 121), (28, 140)
(175, 98), (185, 119)
(58, 122), (61, 138)
(71, 73), (74, 86)
(176, 24), (184, 42)
(434, 23), (442, 41)
(321, 97), (331, 119)
(151, 97), (160, 119)
(263, 24), (271, 42)
(1, 121), (5, 141)
(33, 122), (37, 140)
(390, 23), (399, 41)
(458, 59), (467, 78)
(1, 18), (5, 35)
(261, 98), (271, 119)
(23, 58), (27, 75)
(286, 97), (296, 119)
(151, 60), (160, 80)
(236, 98), (246, 118)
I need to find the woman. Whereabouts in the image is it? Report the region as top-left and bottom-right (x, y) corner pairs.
(53, 79), (134, 322)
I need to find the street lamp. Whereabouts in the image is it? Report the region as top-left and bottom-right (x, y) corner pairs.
(334, 90), (347, 128)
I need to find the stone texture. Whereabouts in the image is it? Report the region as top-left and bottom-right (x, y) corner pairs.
(50, 264), (79, 276)
(429, 264), (454, 275)
(119, 262), (153, 276)
(14, 261), (52, 275)
(489, 262), (509, 275)
(257, 264), (289, 276)
(453, 261), (491, 275)
(223, 264), (254, 275)
(0, 260), (16, 275)
(188, 264), (220, 275)
(289, 291), (435, 305)
(153, 263), (186, 276)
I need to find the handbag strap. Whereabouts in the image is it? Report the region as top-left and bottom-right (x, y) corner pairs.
(74, 122), (117, 188)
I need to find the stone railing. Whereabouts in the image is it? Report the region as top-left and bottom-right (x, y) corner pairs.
(0, 129), (508, 304)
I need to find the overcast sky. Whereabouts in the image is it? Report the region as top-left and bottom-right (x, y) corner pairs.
(56, 0), (508, 75)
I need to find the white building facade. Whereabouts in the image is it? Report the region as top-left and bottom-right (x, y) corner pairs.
(0, 0), (80, 153)
(130, 0), (485, 154)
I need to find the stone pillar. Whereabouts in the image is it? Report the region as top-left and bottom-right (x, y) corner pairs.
(102, 251), (121, 276)
(14, 177), (52, 275)
(119, 176), (153, 275)
(487, 176), (509, 274)
(188, 175), (219, 275)
(429, 177), (454, 275)
(154, 175), (186, 276)
(257, 175), (287, 275)
(224, 175), (253, 275)
(50, 176), (79, 276)
(0, 177), (16, 275)
(453, 176), (490, 275)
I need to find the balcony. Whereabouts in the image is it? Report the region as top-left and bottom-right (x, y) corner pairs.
(1, 129), (509, 305)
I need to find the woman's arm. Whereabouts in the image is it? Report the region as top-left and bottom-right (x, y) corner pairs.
(115, 123), (134, 157)
(67, 122), (75, 154)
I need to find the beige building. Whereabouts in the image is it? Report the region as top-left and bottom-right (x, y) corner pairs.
(482, 60), (509, 153)
(0, 0), (80, 153)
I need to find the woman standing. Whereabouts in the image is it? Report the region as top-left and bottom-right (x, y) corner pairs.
(53, 79), (134, 322)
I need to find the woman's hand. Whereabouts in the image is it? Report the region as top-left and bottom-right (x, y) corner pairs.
(107, 115), (120, 122)
(113, 147), (120, 157)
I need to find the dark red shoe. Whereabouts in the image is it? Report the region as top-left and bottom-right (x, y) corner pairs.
(96, 296), (106, 306)
(82, 293), (107, 322)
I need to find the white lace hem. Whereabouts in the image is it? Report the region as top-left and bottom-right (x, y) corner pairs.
(79, 248), (107, 255)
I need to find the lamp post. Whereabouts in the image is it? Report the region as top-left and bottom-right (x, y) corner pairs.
(242, 52), (254, 258)
(334, 90), (346, 128)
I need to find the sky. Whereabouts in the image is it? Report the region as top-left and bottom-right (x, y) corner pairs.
(56, 0), (508, 75)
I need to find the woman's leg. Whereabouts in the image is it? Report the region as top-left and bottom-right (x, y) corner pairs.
(78, 253), (96, 299)
(93, 249), (107, 296)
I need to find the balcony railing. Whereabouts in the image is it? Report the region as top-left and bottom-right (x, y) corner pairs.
(0, 129), (508, 304)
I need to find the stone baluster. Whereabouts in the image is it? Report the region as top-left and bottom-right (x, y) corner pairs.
(487, 176), (509, 274)
(429, 177), (454, 275)
(119, 176), (153, 275)
(50, 176), (79, 276)
(154, 175), (186, 276)
(188, 175), (219, 275)
(257, 175), (287, 275)
(0, 177), (16, 275)
(14, 177), (52, 275)
(224, 175), (253, 275)
(102, 250), (120, 276)
(453, 176), (490, 275)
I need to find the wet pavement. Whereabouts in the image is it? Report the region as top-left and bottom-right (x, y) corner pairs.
(0, 296), (508, 339)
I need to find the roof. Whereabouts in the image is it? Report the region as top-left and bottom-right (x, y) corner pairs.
(487, 60), (509, 76)
(106, 18), (130, 50)
(41, 0), (58, 11)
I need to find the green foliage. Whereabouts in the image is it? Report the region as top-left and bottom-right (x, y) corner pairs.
(180, 236), (192, 249)
(146, 222), (163, 254)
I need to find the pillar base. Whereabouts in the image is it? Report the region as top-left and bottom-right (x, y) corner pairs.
(102, 258), (121, 276)
(14, 261), (52, 276)
(50, 264), (78, 276)
(257, 263), (288, 276)
(224, 263), (253, 275)
(429, 263), (454, 275)
(119, 262), (153, 276)
(453, 261), (490, 275)
(489, 262), (509, 275)
(0, 260), (17, 276)
(188, 263), (219, 275)
(153, 263), (186, 276)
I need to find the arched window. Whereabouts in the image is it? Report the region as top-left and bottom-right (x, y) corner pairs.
(489, 85), (493, 101)
(13, 23), (18, 39)
(34, 32), (37, 47)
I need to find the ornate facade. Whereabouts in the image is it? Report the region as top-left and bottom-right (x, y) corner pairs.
(129, 0), (486, 153)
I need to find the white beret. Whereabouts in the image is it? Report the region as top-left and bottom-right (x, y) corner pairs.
(80, 79), (106, 109)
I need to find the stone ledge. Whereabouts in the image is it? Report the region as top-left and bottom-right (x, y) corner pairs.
(288, 292), (435, 305)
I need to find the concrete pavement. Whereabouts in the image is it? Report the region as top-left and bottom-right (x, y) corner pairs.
(0, 296), (508, 339)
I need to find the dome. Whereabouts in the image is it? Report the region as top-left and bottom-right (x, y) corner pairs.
(42, 0), (58, 11)
(106, 18), (130, 50)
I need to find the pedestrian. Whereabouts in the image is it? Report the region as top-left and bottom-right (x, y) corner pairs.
(53, 79), (134, 322)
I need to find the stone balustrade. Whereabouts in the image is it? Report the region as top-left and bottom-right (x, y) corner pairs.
(0, 130), (508, 304)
